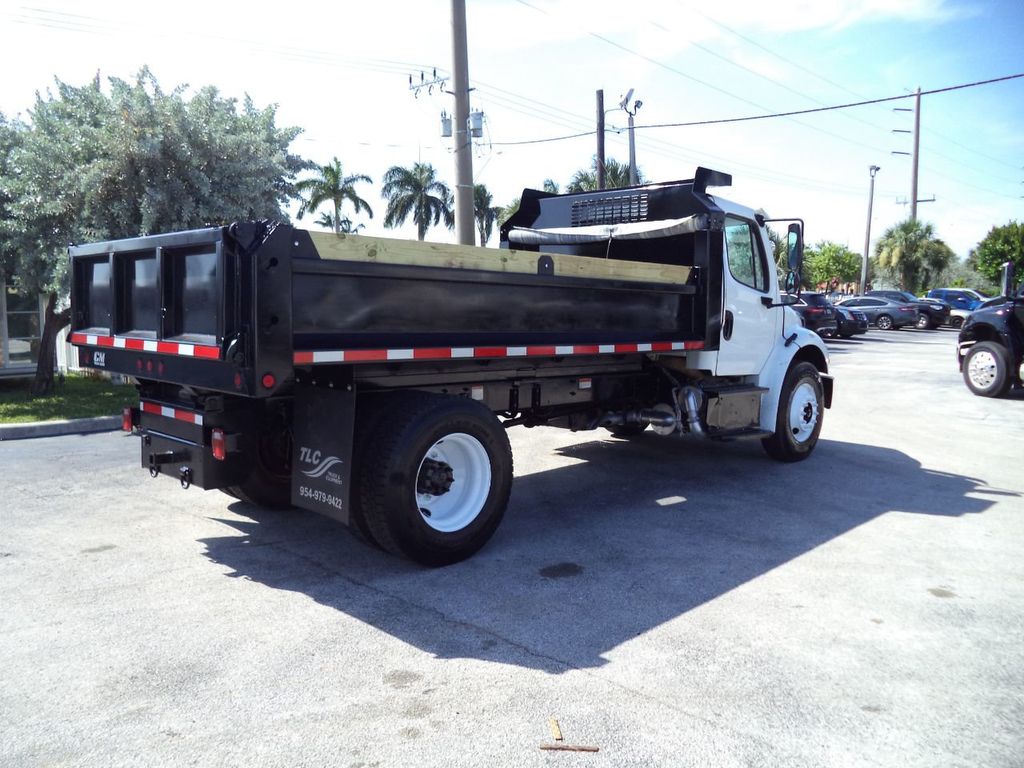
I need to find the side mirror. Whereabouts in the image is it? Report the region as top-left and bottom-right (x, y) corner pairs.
(1001, 261), (1016, 299)
(787, 223), (803, 272)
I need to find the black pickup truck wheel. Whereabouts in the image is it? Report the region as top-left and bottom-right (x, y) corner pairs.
(355, 392), (513, 566)
(761, 362), (824, 462)
(962, 341), (1010, 397)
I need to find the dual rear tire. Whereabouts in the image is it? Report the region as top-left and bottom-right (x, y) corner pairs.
(352, 393), (513, 567)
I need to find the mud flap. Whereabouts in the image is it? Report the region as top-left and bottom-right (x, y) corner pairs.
(290, 384), (355, 525)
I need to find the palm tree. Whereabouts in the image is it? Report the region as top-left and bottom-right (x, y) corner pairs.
(566, 157), (640, 192)
(875, 219), (955, 293)
(381, 162), (453, 241)
(296, 157), (373, 234)
(473, 184), (501, 246)
(316, 211), (363, 234)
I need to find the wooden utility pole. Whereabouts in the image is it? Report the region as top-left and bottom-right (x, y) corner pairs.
(910, 87), (921, 222)
(451, 0), (475, 245)
(596, 89), (606, 190)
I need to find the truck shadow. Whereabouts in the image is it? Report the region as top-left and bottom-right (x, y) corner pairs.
(200, 434), (1005, 673)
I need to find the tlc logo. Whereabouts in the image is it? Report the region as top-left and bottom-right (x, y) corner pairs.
(298, 446), (321, 465)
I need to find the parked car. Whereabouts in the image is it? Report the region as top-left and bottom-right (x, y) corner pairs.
(866, 289), (950, 329)
(948, 307), (971, 329)
(833, 304), (869, 338)
(787, 292), (838, 337)
(927, 288), (987, 312)
(836, 296), (918, 329)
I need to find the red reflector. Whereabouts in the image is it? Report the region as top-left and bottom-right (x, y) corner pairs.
(211, 428), (226, 461)
(261, 373), (276, 389)
(122, 407), (133, 433)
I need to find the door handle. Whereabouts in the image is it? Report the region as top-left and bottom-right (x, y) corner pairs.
(723, 310), (734, 340)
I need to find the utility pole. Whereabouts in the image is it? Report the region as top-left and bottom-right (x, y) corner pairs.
(620, 89), (643, 186)
(596, 89), (606, 190)
(861, 165), (880, 295)
(910, 87), (921, 222)
(451, 0), (474, 246)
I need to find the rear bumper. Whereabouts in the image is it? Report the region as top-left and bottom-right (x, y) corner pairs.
(132, 399), (249, 491)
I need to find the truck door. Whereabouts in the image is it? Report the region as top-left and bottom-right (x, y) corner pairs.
(715, 216), (779, 376)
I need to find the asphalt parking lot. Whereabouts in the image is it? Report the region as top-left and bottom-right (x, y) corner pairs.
(2, 328), (1022, 768)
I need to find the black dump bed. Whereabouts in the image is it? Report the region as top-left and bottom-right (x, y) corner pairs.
(69, 169), (730, 396)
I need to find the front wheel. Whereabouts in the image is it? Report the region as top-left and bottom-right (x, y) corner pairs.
(950, 316), (964, 329)
(915, 314), (930, 330)
(962, 342), (1011, 397)
(356, 392), (513, 566)
(876, 314), (894, 330)
(762, 362), (824, 462)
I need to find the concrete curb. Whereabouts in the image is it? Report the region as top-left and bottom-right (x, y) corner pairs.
(0, 415), (122, 441)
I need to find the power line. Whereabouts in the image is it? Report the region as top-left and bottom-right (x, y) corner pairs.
(492, 74), (1024, 145)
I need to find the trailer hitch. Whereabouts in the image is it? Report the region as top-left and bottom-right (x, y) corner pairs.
(148, 450), (190, 478)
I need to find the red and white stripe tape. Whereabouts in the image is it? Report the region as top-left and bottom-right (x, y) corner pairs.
(294, 340), (703, 365)
(140, 400), (204, 426)
(70, 332), (220, 360)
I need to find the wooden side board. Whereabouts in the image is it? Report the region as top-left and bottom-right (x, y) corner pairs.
(307, 231), (692, 285)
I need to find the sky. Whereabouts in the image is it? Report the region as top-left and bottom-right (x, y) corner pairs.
(1, 0), (1021, 258)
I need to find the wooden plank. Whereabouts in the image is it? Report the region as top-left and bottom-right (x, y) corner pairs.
(307, 231), (691, 286)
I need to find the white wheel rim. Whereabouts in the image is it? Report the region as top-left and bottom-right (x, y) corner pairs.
(788, 381), (819, 444)
(415, 433), (491, 533)
(967, 351), (997, 389)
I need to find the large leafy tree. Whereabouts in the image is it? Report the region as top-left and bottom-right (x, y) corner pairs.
(296, 157), (372, 234)
(381, 162), (453, 241)
(874, 219), (954, 294)
(805, 241), (861, 289)
(973, 221), (1024, 284)
(473, 183), (501, 247)
(2, 69), (308, 395)
(566, 157), (641, 192)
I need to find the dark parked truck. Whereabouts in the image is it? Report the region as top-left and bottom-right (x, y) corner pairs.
(69, 167), (832, 565)
(957, 262), (1023, 397)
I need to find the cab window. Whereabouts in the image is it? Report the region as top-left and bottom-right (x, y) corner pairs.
(724, 217), (768, 292)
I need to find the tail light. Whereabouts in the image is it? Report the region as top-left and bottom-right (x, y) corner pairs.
(899, 306), (916, 313)
(122, 407), (133, 433)
(806, 307), (824, 315)
(211, 428), (226, 461)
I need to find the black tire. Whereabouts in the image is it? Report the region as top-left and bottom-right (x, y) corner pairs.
(915, 314), (930, 330)
(876, 314), (894, 330)
(950, 316), (964, 329)
(839, 332), (853, 339)
(225, 406), (293, 509)
(761, 361), (824, 463)
(347, 394), (394, 549)
(605, 423), (648, 438)
(356, 392), (513, 567)
(962, 341), (1011, 397)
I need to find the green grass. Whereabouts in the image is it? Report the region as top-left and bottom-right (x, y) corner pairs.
(0, 373), (137, 424)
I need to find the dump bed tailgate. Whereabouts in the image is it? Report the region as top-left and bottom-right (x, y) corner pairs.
(69, 223), (294, 397)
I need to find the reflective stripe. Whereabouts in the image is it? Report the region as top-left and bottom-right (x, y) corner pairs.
(294, 340), (704, 365)
(70, 332), (220, 360)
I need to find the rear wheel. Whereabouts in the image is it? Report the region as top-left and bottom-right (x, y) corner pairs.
(876, 314), (894, 330)
(762, 362), (824, 462)
(962, 341), (1010, 397)
(356, 392), (513, 566)
(224, 405), (293, 508)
